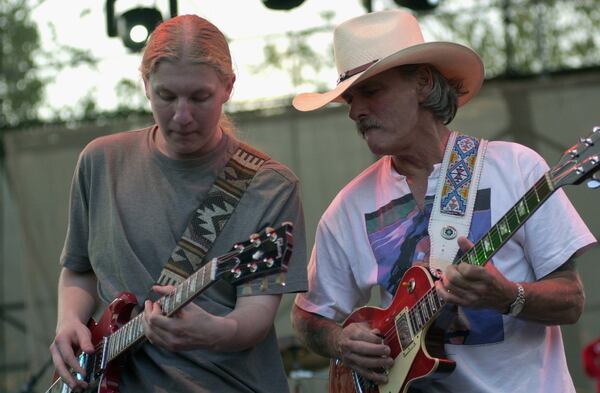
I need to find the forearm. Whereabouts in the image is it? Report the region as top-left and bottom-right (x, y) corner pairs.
(291, 304), (341, 359)
(211, 294), (282, 352)
(517, 268), (584, 325)
(57, 268), (99, 329)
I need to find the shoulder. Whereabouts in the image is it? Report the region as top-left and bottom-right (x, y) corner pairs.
(484, 140), (549, 175)
(81, 126), (151, 159)
(322, 158), (387, 220)
(259, 159), (300, 187)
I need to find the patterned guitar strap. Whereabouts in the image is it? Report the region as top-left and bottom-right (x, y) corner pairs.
(156, 142), (269, 286)
(428, 131), (488, 272)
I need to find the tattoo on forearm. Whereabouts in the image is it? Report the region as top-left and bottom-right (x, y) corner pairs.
(293, 309), (339, 358)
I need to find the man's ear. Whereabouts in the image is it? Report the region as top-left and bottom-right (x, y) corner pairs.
(415, 66), (433, 103)
(223, 74), (236, 103)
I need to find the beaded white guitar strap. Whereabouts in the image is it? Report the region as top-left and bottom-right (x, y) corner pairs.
(428, 131), (488, 272)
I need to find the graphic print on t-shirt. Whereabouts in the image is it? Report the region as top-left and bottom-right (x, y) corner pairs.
(364, 188), (504, 345)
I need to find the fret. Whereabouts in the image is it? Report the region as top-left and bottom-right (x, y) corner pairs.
(414, 306), (423, 330)
(422, 298), (432, 321)
(409, 309), (417, 333)
(498, 216), (511, 238)
(427, 291), (438, 314)
(126, 320), (133, 343)
(465, 249), (475, 265)
(190, 271), (198, 292)
(482, 236), (493, 255)
(175, 285), (183, 306)
(182, 278), (190, 299)
(419, 301), (428, 323)
(516, 199), (529, 219)
(163, 294), (172, 314)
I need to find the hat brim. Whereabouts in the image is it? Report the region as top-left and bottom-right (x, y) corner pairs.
(293, 41), (484, 112)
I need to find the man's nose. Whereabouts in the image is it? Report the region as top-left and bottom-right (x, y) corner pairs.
(348, 98), (367, 122)
(173, 99), (193, 125)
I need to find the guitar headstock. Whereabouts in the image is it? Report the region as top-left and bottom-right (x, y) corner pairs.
(552, 126), (600, 189)
(216, 222), (294, 286)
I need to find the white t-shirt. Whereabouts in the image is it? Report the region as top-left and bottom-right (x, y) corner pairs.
(296, 140), (596, 393)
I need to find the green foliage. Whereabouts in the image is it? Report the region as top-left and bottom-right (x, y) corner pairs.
(250, 11), (335, 92)
(0, 0), (44, 129)
(428, 0), (600, 77)
(253, 1), (600, 88)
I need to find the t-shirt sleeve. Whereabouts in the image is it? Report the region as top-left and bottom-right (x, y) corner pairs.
(236, 163), (308, 297)
(518, 147), (597, 278)
(295, 211), (370, 323)
(60, 150), (93, 273)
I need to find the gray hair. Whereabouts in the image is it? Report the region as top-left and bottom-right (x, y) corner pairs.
(398, 64), (465, 125)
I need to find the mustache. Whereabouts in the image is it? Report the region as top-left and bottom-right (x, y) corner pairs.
(356, 118), (382, 138)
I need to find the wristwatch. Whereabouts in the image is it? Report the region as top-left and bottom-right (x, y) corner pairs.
(507, 283), (525, 317)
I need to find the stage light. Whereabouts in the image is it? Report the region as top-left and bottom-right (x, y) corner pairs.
(117, 7), (163, 52)
(261, 0), (306, 10)
(106, 0), (178, 52)
(394, 0), (440, 11)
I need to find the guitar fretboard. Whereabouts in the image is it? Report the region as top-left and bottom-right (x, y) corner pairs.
(406, 172), (556, 334)
(457, 173), (554, 267)
(104, 258), (219, 362)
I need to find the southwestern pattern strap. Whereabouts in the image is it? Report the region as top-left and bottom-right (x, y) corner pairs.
(439, 134), (481, 216)
(157, 142), (269, 286)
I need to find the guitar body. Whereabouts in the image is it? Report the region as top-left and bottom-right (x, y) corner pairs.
(329, 128), (600, 392)
(329, 266), (455, 393)
(48, 292), (138, 393)
(45, 224), (294, 393)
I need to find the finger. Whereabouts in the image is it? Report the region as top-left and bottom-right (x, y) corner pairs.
(152, 285), (176, 295)
(354, 365), (389, 385)
(50, 343), (88, 390)
(457, 236), (474, 253)
(76, 328), (95, 355)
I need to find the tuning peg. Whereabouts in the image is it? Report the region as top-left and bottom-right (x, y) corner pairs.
(593, 126), (600, 134)
(265, 226), (275, 235)
(247, 263), (258, 273)
(233, 243), (244, 252)
(264, 257), (274, 267)
(580, 136), (594, 146)
(568, 148), (579, 159)
(231, 268), (242, 279)
(249, 233), (261, 246)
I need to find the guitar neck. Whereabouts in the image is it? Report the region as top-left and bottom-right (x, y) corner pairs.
(456, 172), (555, 267)
(406, 172), (557, 334)
(104, 257), (222, 362)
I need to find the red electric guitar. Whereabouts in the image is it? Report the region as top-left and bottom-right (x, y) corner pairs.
(330, 127), (600, 393)
(45, 223), (294, 393)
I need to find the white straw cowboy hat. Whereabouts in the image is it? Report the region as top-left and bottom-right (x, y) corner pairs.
(292, 9), (484, 112)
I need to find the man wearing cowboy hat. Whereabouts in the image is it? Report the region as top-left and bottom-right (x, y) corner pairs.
(291, 9), (596, 393)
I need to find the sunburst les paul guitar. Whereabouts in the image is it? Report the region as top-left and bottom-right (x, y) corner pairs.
(45, 223), (294, 393)
(330, 128), (600, 393)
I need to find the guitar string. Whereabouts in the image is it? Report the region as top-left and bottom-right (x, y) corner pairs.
(377, 179), (549, 345)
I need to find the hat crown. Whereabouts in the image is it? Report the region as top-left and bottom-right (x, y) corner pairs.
(333, 10), (425, 75)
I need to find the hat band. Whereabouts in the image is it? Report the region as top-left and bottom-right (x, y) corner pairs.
(337, 59), (379, 84)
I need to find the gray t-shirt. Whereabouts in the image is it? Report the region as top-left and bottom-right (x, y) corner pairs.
(60, 125), (307, 392)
